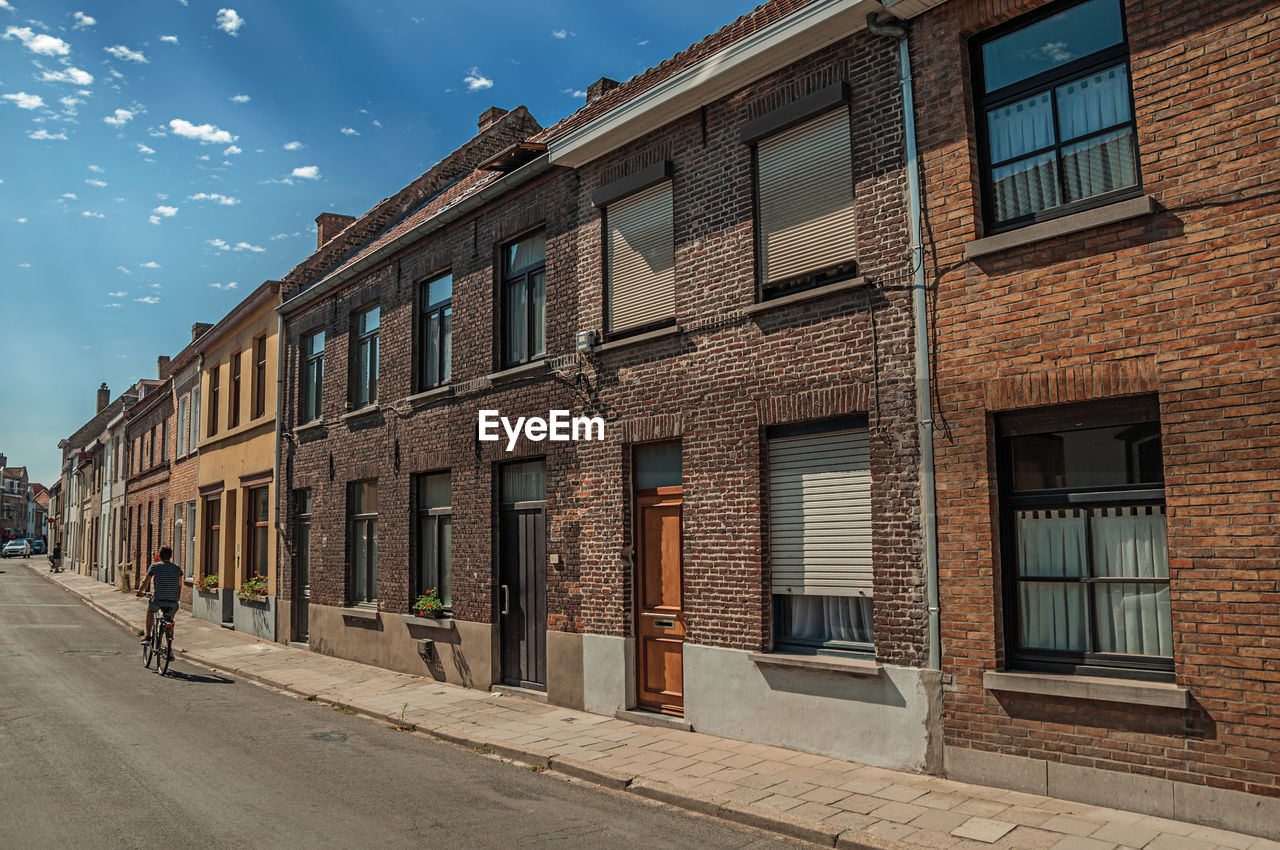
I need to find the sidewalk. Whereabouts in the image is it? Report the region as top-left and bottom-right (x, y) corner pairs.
(37, 564), (1278, 850)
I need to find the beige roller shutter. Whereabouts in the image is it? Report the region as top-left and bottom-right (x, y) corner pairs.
(757, 109), (857, 286)
(768, 427), (872, 597)
(607, 181), (675, 335)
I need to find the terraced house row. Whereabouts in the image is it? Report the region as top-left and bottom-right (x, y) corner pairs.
(53, 0), (1280, 839)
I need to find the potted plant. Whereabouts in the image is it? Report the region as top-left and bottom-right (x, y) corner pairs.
(237, 572), (268, 602)
(195, 574), (219, 592)
(411, 588), (444, 619)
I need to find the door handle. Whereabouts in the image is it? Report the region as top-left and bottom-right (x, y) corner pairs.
(500, 584), (509, 615)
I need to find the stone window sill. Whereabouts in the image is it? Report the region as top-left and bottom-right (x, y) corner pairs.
(983, 670), (1188, 709)
(486, 361), (548, 383)
(340, 404), (380, 423)
(750, 651), (882, 677)
(295, 419), (325, 436)
(339, 606), (378, 621)
(964, 195), (1156, 260)
(401, 614), (456, 630)
(743, 276), (869, 316)
(404, 386), (452, 407)
(593, 324), (682, 354)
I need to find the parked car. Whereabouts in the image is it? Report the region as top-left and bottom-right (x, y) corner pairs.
(2, 539), (33, 558)
(30, 540), (45, 554)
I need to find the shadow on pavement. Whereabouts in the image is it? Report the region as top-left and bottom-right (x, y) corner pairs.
(162, 668), (236, 685)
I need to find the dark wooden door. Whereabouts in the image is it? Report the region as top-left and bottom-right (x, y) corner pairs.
(500, 503), (546, 689)
(636, 488), (684, 715)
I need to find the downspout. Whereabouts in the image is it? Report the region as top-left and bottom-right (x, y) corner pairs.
(869, 12), (941, 671)
(272, 310), (287, 643)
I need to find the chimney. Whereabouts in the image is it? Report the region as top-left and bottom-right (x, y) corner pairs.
(315, 212), (356, 249)
(157, 355), (171, 377)
(96, 383), (110, 413)
(478, 106), (509, 134)
(0, 453), (6, 468)
(587, 77), (620, 104)
(191, 322), (214, 343)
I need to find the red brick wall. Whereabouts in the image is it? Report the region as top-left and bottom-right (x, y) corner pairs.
(912, 0), (1280, 797)
(168, 369), (201, 608)
(125, 389), (173, 589)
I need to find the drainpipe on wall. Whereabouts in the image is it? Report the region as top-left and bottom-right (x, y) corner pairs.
(868, 12), (941, 671)
(271, 311), (287, 643)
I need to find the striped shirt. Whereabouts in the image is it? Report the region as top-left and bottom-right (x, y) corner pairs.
(147, 560), (183, 603)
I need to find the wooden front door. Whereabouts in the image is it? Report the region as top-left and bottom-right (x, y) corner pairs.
(636, 487), (685, 715)
(499, 503), (546, 688)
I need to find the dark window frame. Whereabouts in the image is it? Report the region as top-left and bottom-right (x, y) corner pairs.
(202, 495), (221, 578)
(229, 350), (242, 428)
(351, 305), (380, 409)
(253, 335), (268, 420)
(500, 229), (547, 369)
(300, 329), (325, 424)
(418, 272), (453, 391)
(972, 0), (1142, 233)
(347, 479), (378, 605)
(208, 365), (220, 437)
(245, 485), (270, 583)
(996, 396), (1172, 681)
(414, 471), (452, 610)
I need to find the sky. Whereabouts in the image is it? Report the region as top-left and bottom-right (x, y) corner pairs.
(0, 0), (759, 487)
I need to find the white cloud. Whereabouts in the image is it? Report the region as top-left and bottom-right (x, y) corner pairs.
(210, 281), (238, 290)
(169, 118), (236, 144)
(199, 154), (209, 161)
(464, 68), (493, 92)
(188, 192), (239, 205)
(233, 241), (263, 252)
(223, 144), (241, 155)
(103, 108), (134, 126)
(149, 282), (161, 289)
(637, 39), (649, 47)
(72, 12), (96, 29)
(269, 233), (290, 240)
(114, 267), (131, 275)
(0, 1), (13, 11)
(551, 29), (569, 39)
(283, 140), (302, 150)
(291, 165), (320, 180)
(140, 261), (160, 269)
(42, 67), (94, 85)
(207, 238), (230, 250)
(136, 142), (155, 155)
(3, 26), (70, 56)
(340, 127), (359, 136)
(14, 217), (28, 224)
(149, 204), (177, 224)
(371, 119), (382, 129)
(230, 93), (250, 103)
(160, 35), (179, 44)
(133, 296), (160, 304)
(2, 92), (43, 109)
(61, 193), (78, 200)
(88, 164), (103, 173)
(18, 262), (31, 268)
(30, 128), (68, 140)
(563, 88), (587, 99)
(105, 44), (148, 63)
(85, 178), (107, 187)
(101, 303), (122, 308)
(81, 210), (104, 218)
(108, 290), (128, 297)
(59, 95), (83, 113)
(215, 8), (244, 36)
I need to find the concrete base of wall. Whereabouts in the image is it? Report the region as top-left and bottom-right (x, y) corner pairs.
(546, 630), (584, 710)
(582, 634), (636, 716)
(192, 587), (233, 624)
(944, 746), (1280, 841)
(307, 605), (498, 689)
(683, 643), (943, 773)
(232, 594), (276, 642)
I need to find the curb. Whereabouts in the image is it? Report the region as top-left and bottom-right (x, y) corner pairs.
(38, 567), (902, 848)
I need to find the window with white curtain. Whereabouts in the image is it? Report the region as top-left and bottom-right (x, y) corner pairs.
(975, 0), (1139, 229)
(998, 397), (1171, 678)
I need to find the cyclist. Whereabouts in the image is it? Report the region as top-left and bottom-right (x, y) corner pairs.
(136, 546), (182, 644)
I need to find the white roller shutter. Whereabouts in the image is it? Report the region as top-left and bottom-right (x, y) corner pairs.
(757, 109), (857, 286)
(607, 181), (675, 335)
(768, 427), (871, 597)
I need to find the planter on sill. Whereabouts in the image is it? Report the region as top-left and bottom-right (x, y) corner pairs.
(401, 613), (455, 630)
(237, 594), (270, 605)
(195, 585), (220, 594)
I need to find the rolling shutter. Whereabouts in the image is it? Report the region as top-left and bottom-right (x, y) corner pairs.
(607, 181), (675, 335)
(768, 428), (871, 597)
(757, 109), (857, 286)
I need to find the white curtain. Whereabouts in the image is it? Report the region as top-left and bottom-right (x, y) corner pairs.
(1017, 509), (1087, 651)
(988, 92), (1058, 222)
(784, 595), (873, 645)
(1091, 506), (1171, 655)
(1058, 64), (1136, 201)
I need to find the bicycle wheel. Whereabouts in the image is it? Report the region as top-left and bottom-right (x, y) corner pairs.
(142, 633), (154, 668)
(158, 626), (172, 675)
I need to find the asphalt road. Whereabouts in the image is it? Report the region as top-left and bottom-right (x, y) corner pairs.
(0, 558), (796, 849)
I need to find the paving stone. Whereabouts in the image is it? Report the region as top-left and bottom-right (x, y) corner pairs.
(998, 806), (1055, 828)
(790, 801), (842, 822)
(825, 811), (878, 833)
(840, 776), (894, 796)
(952, 817), (1017, 844)
(1048, 836), (1116, 850)
(916, 792), (968, 810)
(834, 793), (884, 814)
(875, 783), (932, 803)
(872, 801), (932, 824)
(910, 807), (973, 833)
(1144, 835), (1217, 850)
(845, 821), (919, 846)
(755, 794), (805, 813)
(1041, 815), (1105, 837)
(721, 786), (772, 806)
(736, 772), (785, 791)
(771, 779), (820, 798)
(993, 826), (1063, 849)
(954, 799), (1012, 819)
(801, 786), (854, 806)
(1089, 821), (1161, 848)
(1185, 825), (1256, 849)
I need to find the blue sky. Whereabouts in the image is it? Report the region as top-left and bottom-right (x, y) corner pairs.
(0, 0), (757, 486)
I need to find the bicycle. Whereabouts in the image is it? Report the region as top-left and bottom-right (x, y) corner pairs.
(139, 594), (175, 675)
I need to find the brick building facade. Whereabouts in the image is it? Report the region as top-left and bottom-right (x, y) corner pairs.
(164, 324), (211, 611)
(899, 0), (1280, 833)
(125, 377), (173, 590)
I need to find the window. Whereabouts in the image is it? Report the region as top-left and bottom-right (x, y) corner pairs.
(208, 367), (220, 437)
(502, 230), (546, 367)
(415, 473), (452, 609)
(177, 395), (189, 456)
(253, 336), (268, 419)
(184, 501), (196, 579)
(191, 389), (201, 448)
(420, 274), (452, 390)
(148, 426), (155, 468)
(203, 495), (221, 578)
(160, 418), (167, 462)
(230, 350), (242, 428)
(975, 0), (1138, 230)
(348, 480), (378, 604)
(301, 330), (324, 423)
(246, 486), (269, 584)
(605, 181), (675, 337)
(997, 397), (1170, 678)
(352, 307), (379, 408)
(768, 421), (873, 653)
(295, 489), (312, 600)
(749, 95), (858, 300)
